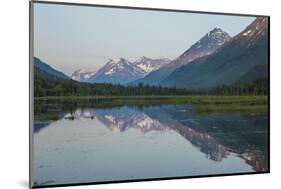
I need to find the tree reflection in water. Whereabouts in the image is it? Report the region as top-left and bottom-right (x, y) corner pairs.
(34, 104), (268, 172)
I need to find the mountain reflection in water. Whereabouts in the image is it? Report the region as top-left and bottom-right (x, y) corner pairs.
(35, 104), (268, 172)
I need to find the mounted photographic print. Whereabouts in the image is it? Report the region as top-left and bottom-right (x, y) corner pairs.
(30, 1), (270, 188)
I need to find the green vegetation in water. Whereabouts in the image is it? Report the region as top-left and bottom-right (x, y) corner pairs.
(194, 104), (267, 114)
(34, 95), (267, 102)
(34, 95), (268, 115)
(34, 114), (61, 121)
(179, 96), (268, 113)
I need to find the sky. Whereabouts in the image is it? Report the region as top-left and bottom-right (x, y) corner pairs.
(34, 3), (255, 76)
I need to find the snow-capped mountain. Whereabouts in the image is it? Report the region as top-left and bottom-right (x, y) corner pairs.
(89, 58), (146, 84)
(161, 17), (268, 89)
(134, 56), (170, 75)
(72, 57), (170, 84)
(133, 28), (231, 85)
(176, 27), (231, 63)
(239, 17), (268, 48)
(71, 28), (230, 86)
(71, 69), (96, 82)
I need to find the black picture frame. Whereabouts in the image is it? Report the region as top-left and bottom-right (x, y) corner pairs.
(29, 1), (270, 188)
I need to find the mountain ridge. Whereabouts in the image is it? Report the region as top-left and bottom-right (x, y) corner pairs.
(71, 69), (97, 83)
(132, 27), (231, 85)
(87, 58), (145, 84)
(34, 57), (69, 80)
(71, 57), (170, 84)
(161, 17), (268, 89)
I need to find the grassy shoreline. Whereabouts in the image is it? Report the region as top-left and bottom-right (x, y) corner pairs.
(34, 95), (268, 114)
(34, 95), (268, 101)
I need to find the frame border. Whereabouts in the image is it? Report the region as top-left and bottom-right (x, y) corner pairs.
(29, 1), (270, 188)
(32, 0), (269, 17)
(29, 1), (34, 188)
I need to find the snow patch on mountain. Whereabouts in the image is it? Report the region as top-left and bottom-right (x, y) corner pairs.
(71, 69), (96, 82)
(134, 56), (170, 74)
(72, 56), (170, 84)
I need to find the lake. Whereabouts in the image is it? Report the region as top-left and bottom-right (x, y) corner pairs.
(32, 98), (268, 186)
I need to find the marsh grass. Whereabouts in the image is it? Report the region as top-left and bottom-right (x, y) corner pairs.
(34, 95), (268, 117)
(194, 104), (267, 114)
(34, 114), (61, 121)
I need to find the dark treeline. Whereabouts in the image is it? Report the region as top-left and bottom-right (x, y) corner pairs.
(35, 70), (190, 97)
(34, 69), (268, 97)
(208, 78), (268, 96)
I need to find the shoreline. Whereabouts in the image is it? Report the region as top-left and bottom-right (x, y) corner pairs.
(34, 95), (268, 100)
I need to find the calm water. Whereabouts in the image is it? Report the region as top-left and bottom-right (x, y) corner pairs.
(32, 102), (268, 186)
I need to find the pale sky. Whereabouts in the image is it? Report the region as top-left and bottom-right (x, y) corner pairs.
(34, 2), (255, 76)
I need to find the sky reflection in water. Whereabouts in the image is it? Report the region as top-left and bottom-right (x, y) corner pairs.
(33, 104), (268, 186)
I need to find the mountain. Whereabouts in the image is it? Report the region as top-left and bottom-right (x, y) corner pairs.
(133, 28), (231, 85)
(134, 56), (170, 75)
(78, 57), (170, 84)
(34, 57), (69, 80)
(170, 28), (231, 67)
(235, 64), (268, 85)
(71, 69), (96, 83)
(88, 58), (146, 84)
(161, 17), (269, 89)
